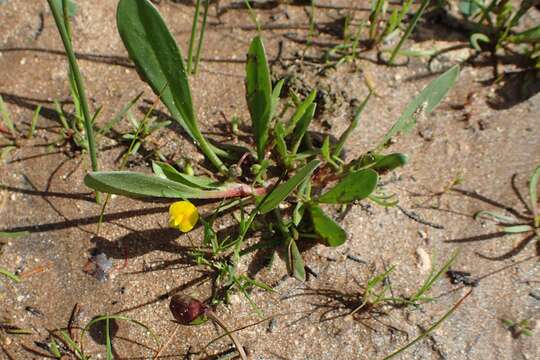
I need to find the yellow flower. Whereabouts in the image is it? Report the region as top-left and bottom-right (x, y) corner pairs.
(169, 200), (199, 232)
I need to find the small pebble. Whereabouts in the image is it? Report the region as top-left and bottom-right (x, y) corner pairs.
(416, 247), (431, 273)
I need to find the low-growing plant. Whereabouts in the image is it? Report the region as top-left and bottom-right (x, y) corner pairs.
(474, 165), (540, 243)
(41, 314), (157, 359)
(321, 0), (430, 66)
(452, 0), (540, 67)
(48, 0), (99, 177)
(502, 317), (535, 338)
(83, 0), (459, 301)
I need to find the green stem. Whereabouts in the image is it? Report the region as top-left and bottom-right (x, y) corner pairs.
(49, 0), (99, 193)
(388, 0), (430, 65)
(187, 0), (202, 74)
(243, 0), (261, 33)
(382, 290), (472, 360)
(333, 91), (371, 157)
(193, 0), (209, 75)
(196, 133), (228, 175)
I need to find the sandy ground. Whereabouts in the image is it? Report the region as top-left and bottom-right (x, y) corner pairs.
(1, 1), (539, 359)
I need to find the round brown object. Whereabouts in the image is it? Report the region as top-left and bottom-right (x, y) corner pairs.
(169, 294), (208, 325)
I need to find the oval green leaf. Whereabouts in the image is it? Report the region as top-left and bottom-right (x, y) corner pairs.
(85, 171), (208, 198)
(246, 36), (273, 160)
(318, 169), (378, 204)
(309, 205), (347, 247)
(116, 0), (226, 172)
(377, 65), (460, 150)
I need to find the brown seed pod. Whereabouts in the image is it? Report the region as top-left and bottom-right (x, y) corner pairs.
(169, 294), (208, 325)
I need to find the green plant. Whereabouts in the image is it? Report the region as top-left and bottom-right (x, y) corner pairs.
(382, 290), (472, 359)
(0, 267), (20, 283)
(187, 0), (210, 75)
(502, 317), (535, 338)
(119, 110), (171, 162)
(83, 0), (459, 299)
(456, 0), (540, 67)
(474, 165), (540, 241)
(322, 0), (428, 65)
(349, 251), (458, 316)
(47, 0), (99, 179)
(42, 314), (157, 359)
(0, 95), (16, 137)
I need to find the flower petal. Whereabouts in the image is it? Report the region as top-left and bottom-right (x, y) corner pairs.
(168, 200), (198, 232)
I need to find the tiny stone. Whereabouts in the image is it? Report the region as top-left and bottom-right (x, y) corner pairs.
(3, 336), (12, 346)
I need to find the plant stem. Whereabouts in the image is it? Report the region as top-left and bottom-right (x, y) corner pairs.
(388, 0), (430, 65)
(382, 290), (472, 359)
(207, 312), (248, 360)
(48, 0), (99, 195)
(193, 0), (209, 75)
(187, 0), (202, 74)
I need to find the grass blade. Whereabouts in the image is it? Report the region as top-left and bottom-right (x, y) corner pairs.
(503, 225), (534, 233)
(382, 290), (472, 360)
(0, 231), (29, 238)
(48, 0), (98, 175)
(388, 0), (431, 64)
(99, 92), (143, 135)
(290, 103), (316, 155)
(0, 95), (15, 135)
(333, 91), (371, 157)
(259, 160), (321, 214)
(187, 0), (202, 74)
(28, 105), (42, 139)
(0, 267), (21, 283)
(193, 0), (210, 75)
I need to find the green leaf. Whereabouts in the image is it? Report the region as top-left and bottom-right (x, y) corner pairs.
(274, 122), (290, 166)
(290, 103), (316, 154)
(286, 238), (305, 281)
(459, 0), (480, 17)
(333, 91), (371, 157)
(0, 267), (20, 283)
(286, 89), (317, 135)
(470, 33), (490, 51)
(116, 0), (226, 173)
(246, 36), (273, 160)
(507, 25), (540, 44)
(309, 205), (347, 247)
(293, 202), (305, 226)
(0, 231), (29, 238)
(51, 0), (77, 17)
(474, 211), (516, 224)
(377, 65), (460, 150)
(151, 161), (221, 189)
(503, 225), (534, 233)
(49, 339), (62, 357)
(59, 330), (86, 360)
(99, 92), (143, 135)
(371, 153), (409, 172)
(271, 79), (285, 119)
(83, 171), (230, 199)
(259, 160), (321, 214)
(318, 169), (378, 204)
(0, 95), (15, 134)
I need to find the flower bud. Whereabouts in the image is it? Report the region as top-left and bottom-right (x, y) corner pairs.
(169, 294), (208, 325)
